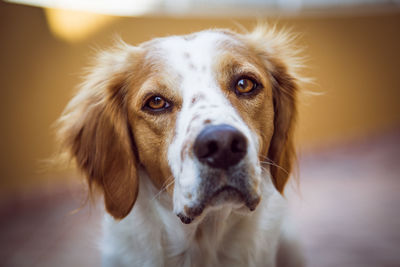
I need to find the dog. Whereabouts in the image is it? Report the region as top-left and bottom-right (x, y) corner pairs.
(56, 25), (305, 267)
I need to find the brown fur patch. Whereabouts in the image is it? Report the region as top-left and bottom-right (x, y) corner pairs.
(57, 42), (181, 219)
(127, 51), (181, 196)
(214, 45), (275, 165)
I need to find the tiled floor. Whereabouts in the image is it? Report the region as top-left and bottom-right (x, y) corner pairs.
(1, 131), (399, 267)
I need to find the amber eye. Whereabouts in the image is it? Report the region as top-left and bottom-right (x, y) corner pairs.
(145, 96), (170, 111)
(236, 78), (257, 94)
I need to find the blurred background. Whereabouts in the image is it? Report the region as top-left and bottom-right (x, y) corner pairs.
(0, 0), (399, 266)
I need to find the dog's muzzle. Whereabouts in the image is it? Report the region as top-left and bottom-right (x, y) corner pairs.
(177, 124), (260, 224)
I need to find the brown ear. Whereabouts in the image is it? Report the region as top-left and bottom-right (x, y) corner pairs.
(244, 25), (301, 193)
(267, 60), (298, 193)
(57, 44), (142, 219)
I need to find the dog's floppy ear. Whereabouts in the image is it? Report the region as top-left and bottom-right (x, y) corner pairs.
(245, 25), (301, 193)
(57, 44), (142, 219)
(267, 60), (297, 193)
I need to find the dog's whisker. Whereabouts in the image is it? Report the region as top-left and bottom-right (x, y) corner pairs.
(260, 161), (289, 175)
(258, 155), (289, 175)
(151, 175), (174, 202)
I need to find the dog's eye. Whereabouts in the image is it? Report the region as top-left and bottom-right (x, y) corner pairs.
(235, 78), (257, 95)
(145, 96), (170, 111)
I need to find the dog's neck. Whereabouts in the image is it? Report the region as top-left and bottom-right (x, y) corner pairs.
(102, 168), (283, 267)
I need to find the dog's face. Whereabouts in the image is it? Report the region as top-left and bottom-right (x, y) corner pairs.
(57, 27), (299, 222)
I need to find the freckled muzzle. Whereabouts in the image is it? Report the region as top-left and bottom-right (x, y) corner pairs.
(177, 124), (261, 224)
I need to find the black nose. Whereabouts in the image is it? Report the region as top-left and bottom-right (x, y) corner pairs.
(193, 124), (247, 169)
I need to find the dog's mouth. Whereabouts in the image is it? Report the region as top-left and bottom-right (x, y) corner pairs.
(177, 184), (260, 224)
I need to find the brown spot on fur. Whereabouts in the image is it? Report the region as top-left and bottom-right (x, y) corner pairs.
(180, 139), (192, 161)
(204, 119), (211, 124)
(191, 94), (205, 104)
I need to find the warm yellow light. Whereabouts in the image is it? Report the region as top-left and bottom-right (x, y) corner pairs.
(44, 8), (116, 42)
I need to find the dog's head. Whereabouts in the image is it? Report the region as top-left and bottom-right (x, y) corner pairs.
(57, 26), (300, 223)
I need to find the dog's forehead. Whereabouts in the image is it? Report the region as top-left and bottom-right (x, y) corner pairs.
(149, 31), (241, 95)
(158, 30), (237, 65)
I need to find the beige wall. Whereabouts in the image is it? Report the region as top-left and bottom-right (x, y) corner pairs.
(1, 2), (399, 190)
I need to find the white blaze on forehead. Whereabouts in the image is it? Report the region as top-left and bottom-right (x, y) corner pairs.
(159, 32), (224, 77)
(161, 32), (230, 198)
(157, 31), (237, 96)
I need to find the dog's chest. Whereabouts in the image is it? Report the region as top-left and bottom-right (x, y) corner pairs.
(102, 178), (285, 267)
(164, 226), (278, 267)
